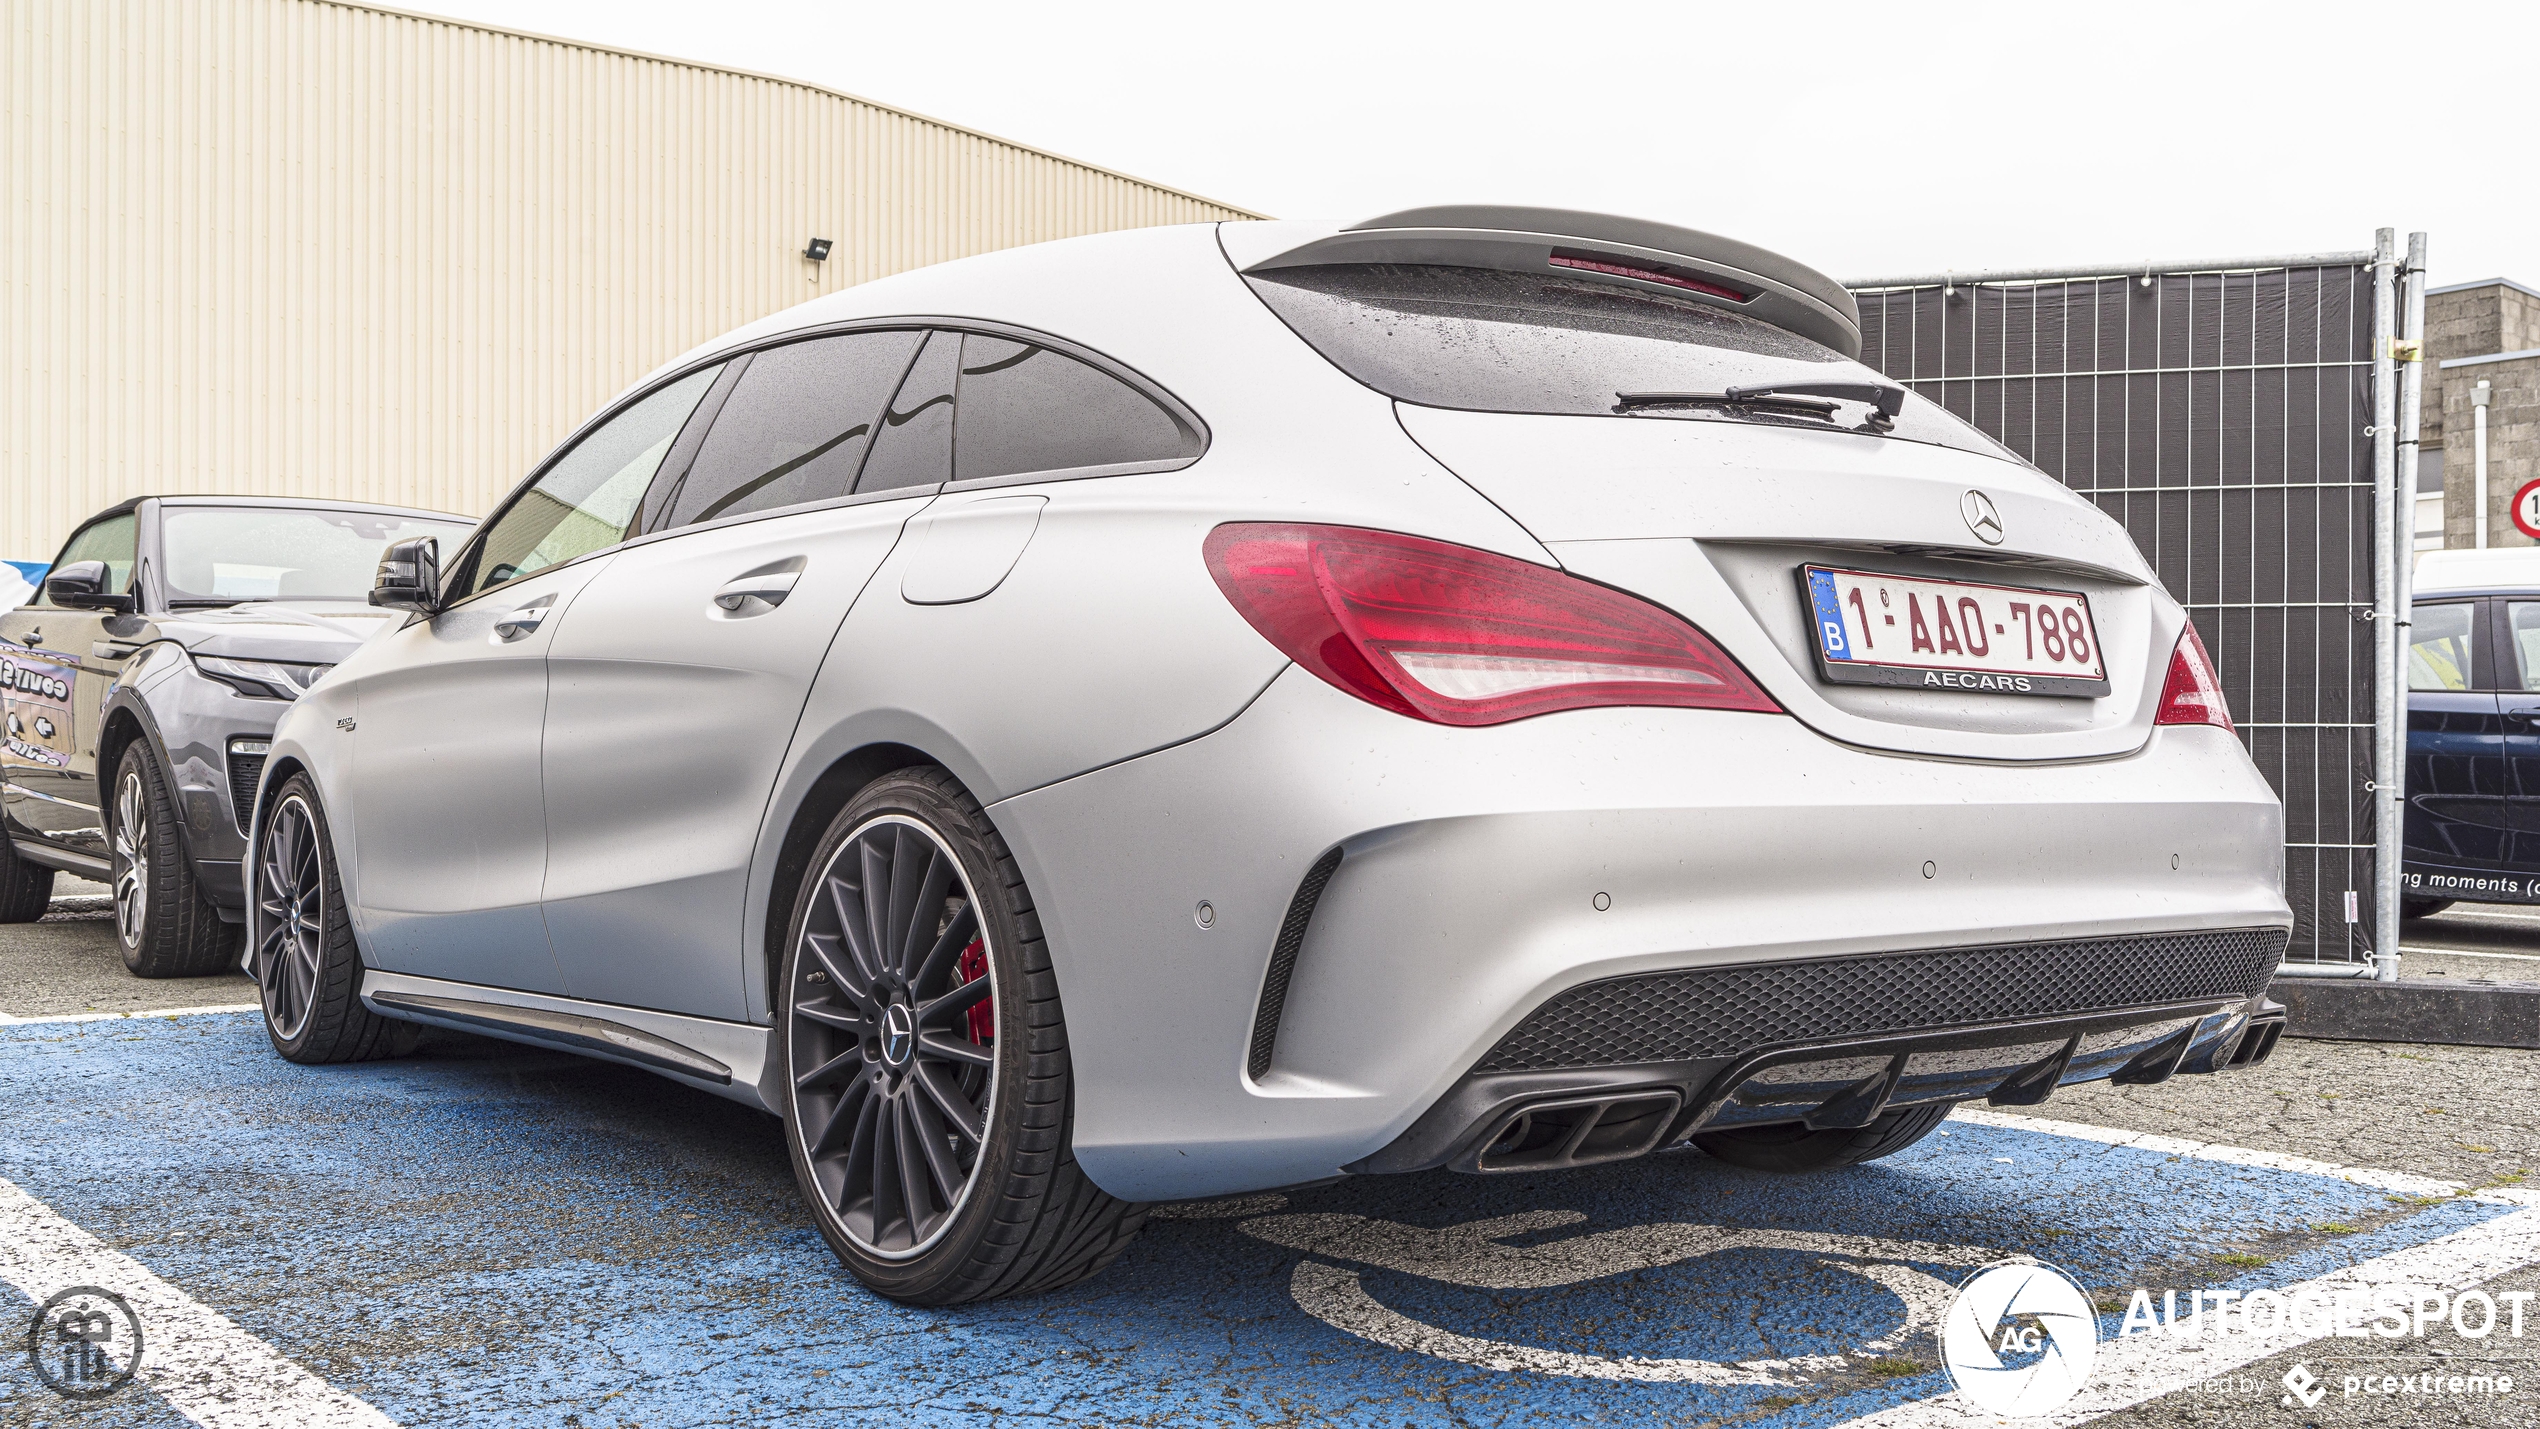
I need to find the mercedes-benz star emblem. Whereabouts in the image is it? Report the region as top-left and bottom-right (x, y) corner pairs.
(881, 1003), (915, 1067)
(1961, 489), (2006, 545)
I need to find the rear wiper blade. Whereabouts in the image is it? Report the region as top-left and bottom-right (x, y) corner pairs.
(1617, 389), (1838, 418)
(1617, 379), (1907, 429)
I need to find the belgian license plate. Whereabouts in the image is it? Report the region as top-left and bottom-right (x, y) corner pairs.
(1799, 565), (2110, 698)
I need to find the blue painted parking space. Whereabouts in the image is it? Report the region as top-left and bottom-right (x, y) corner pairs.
(0, 1013), (2522, 1427)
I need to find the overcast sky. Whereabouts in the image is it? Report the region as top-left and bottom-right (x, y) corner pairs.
(412, 0), (2530, 291)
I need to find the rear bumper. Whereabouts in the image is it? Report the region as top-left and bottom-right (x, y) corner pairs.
(991, 666), (2293, 1202)
(1357, 955), (2286, 1176)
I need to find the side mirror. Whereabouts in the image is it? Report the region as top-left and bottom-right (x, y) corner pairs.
(369, 537), (442, 612)
(45, 560), (133, 613)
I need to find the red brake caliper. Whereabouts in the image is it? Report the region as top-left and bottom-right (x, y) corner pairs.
(956, 938), (993, 1045)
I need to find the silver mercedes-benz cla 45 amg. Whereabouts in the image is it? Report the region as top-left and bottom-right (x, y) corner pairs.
(253, 206), (2293, 1304)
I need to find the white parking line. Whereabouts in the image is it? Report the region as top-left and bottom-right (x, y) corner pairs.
(1828, 1195), (2540, 1427)
(1822, 1112), (2540, 1427)
(0, 1003), (261, 1027)
(1951, 1108), (2468, 1199)
(0, 1176), (398, 1428)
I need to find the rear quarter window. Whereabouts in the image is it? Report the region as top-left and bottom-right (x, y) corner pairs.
(953, 335), (1199, 482)
(1245, 263), (2014, 463)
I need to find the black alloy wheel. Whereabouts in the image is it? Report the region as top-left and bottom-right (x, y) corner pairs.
(791, 811), (998, 1259)
(251, 774), (415, 1063)
(779, 768), (1145, 1304)
(256, 790), (327, 1043)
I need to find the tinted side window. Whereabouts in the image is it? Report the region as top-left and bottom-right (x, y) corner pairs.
(2409, 602), (2475, 692)
(854, 331), (958, 494)
(952, 335), (1198, 482)
(464, 364), (722, 599)
(665, 331), (923, 527)
(37, 514), (138, 606)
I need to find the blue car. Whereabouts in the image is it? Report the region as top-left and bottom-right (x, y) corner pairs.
(2403, 553), (2540, 915)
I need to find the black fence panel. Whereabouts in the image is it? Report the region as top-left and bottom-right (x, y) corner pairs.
(1853, 266), (2375, 965)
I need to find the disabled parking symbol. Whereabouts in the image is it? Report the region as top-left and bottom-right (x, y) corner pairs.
(1242, 1208), (1997, 1384)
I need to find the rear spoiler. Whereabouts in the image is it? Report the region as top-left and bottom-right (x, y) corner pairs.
(1237, 204), (1863, 359)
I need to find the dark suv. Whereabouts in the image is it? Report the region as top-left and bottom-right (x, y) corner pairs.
(1, 496), (473, 972)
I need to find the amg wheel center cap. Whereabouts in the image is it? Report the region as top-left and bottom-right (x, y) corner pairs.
(880, 1003), (916, 1067)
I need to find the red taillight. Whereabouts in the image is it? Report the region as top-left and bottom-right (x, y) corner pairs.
(1203, 523), (1781, 726)
(2154, 621), (2233, 731)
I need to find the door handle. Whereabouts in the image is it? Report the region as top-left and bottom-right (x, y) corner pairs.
(713, 571), (800, 612)
(2508, 708), (2540, 727)
(491, 601), (553, 642)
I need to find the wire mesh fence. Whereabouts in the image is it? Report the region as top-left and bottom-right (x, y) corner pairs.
(1851, 262), (2379, 966)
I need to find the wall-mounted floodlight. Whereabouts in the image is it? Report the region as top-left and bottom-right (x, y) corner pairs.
(803, 237), (832, 263)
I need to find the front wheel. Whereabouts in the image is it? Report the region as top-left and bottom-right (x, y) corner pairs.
(252, 774), (415, 1063)
(111, 742), (233, 976)
(2400, 897), (2454, 920)
(1691, 1102), (1952, 1174)
(777, 767), (1144, 1304)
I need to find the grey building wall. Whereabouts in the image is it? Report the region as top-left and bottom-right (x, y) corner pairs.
(2426, 279), (2540, 548)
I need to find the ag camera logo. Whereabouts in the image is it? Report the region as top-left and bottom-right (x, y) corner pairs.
(1942, 1258), (2099, 1416)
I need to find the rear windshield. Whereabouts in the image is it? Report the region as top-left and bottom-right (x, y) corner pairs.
(1244, 264), (2016, 463)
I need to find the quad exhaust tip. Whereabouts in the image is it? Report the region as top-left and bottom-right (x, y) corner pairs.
(1468, 1090), (1683, 1174)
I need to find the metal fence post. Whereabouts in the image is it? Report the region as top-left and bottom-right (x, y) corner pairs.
(2369, 229), (2402, 982)
(2388, 232), (2427, 982)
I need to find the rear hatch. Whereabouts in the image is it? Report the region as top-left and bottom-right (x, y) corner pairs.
(1231, 229), (2174, 762)
(1395, 407), (2166, 760)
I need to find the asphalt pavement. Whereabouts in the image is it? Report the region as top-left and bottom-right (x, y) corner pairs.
(3, 893), (2537, 1428)
(0, 878), (256, 1020)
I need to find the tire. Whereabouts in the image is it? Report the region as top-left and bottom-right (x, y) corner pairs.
(252, 774), (416, 1064)
(1691, 1102), (1953, 1174)
(2400, 897), (2454, 920)
(777, 767), (1145, 1305)
(0, 829), (53, 922)
(110, 741), (233, 977)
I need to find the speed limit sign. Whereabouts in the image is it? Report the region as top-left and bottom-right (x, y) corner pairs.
(2518, 479), (2540, 540)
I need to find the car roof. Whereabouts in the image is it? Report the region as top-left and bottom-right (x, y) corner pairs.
(621, 208), (1861, 419)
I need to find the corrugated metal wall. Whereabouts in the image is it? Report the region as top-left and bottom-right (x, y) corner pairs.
(1, 0), (1259, 561)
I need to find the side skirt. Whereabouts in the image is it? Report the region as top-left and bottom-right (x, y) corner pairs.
(360, 970), (775, 1113)
(11, 836), (112, 881)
